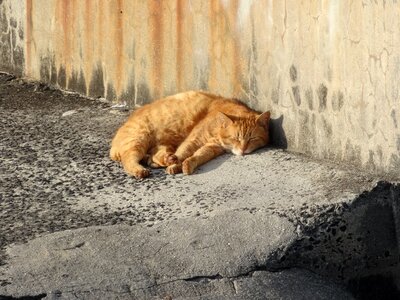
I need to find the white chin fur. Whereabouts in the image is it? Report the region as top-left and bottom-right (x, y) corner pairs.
(232, 149), (244, 156)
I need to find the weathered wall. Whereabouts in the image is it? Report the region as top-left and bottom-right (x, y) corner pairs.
(0, 0), (24, 75)
(0, 0), (399, 177)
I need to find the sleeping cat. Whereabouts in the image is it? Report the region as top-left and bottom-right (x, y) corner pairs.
(110, 91), (270, 178)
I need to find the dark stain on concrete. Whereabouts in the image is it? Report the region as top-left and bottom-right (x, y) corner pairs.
(391, 109), (397, 128)
(40, 58), (50, 82)
(298, 109), (309, 124)
(298, 110), (313, 154)
(0, 14), (24, 75)
(136, 83), (151, 106)
(377, 146), (383, 165)
(366, 150), (376, 171)
(321, 116), (332, 138)
(1, 33), (8, 44)
(332, 91), (344, 111)
(193, 64), (209, 92)
(120, 80), (136, 106)
(305, 88), (313, 110)
(247, 24), (259, 102)
(0, 9), (14, 73)
(10, 17), (17, 28)
(12, 46), (23, 75)
(0, 7), (21, 75)
(271, 88), (279, 104)
(327, 65), (332, 82)
(18, 26), (23, 39)
(345, 141), (362, 167)
(363, 152), (384, 175)
(338, 91), (344, 110)
(50, 60), (58, 85)
(0, 43), (9, 72)
(198, 68), (209, 91)
(69, 69), (87, 95)
(292, 86), (301, 106)
(0, 8), (7, 33)
(106, 82), (117, 101)
(58, 66), (67, 88)
(389, 154), (400, 176)
(89, 64), (105, 99)
(11, 28), (16, 48)
(249, 71), (258, 103)
(39, 56), (58, 84)
(290, 65), (297, 82)
(317, 84), (328, 112)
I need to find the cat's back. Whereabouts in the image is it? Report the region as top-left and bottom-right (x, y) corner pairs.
(130, 91), (219, 125)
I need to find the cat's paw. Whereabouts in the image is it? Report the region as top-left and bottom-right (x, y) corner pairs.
(165, 154), (179, 166)
(126, 166), (150, 179)
(147, 156), (161, 168)
(182, 159), (196, 175)
(141, 155), (158, 167)
(166, 163), (182, 175)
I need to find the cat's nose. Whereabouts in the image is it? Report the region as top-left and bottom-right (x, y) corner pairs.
(241, 146), (248, 154)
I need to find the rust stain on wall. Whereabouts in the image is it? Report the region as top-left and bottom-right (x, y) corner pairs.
(114, 0), (124, 96)
(148, 0), (164, 98)
(25, 0), (32, 77)
(208, 0), (219, 92)
(97, 1), (105, 60)
(176, 0), (184, 91)
(53, 0), (76, 88)
(83, 0), (94, 93)
(61, 0), (72, 86)
(228, 0), (241, 96)
(207, 0), (241, 95)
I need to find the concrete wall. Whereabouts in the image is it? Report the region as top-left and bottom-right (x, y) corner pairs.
(1, 0), (399, 177)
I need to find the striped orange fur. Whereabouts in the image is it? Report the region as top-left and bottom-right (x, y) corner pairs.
(110, 91), (270, 178)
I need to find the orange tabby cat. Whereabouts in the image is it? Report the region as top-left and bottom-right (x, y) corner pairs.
(110, 91), (270, 178)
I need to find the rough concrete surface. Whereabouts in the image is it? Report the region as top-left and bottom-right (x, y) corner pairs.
(0, 73), (399, 299)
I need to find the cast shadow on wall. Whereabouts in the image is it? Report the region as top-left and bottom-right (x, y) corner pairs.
(269, 115), (287, 149)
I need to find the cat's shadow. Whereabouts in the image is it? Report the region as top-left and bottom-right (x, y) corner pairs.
(195, 147), (276, 175)
(195, 153), (232, 174)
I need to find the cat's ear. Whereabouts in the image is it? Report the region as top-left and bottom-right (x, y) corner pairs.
(256, 111), (271, 129)
(216, 112), (233, 128)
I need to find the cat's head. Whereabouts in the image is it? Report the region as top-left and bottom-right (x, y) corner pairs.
(217, 111), (270, 155)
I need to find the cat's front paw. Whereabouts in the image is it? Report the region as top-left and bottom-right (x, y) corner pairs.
(125, 166), (150, 179)
(142, 155), (161, 168)
(182, 159), (196, 175)
(164, 154), (179, 166)
(166, 163), (182, 175)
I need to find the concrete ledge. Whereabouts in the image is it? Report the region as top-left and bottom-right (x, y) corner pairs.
(0, 214), (352, 299)
(0, 74), (399, 298)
